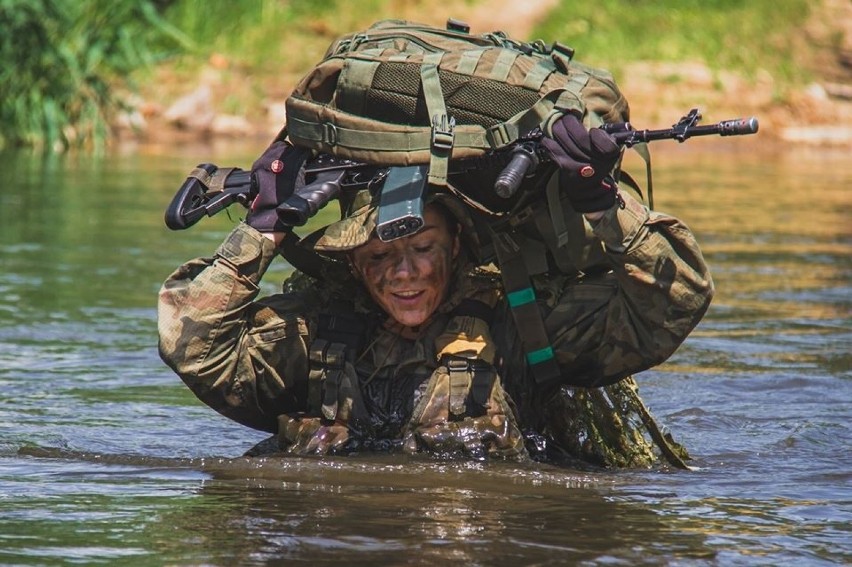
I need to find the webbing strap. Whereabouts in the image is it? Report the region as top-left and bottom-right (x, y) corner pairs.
(486, 87), (584, 147)
(442, 357), (495, 418)
(338, 58), (381, 115)
(308, 338), (350, 420)
(631, 142), (653, 208)
(187, 167), (213, 186)
(488, 48), (518, 82)
(469, 365), (494, 408)
(187, 166), (235, 192)
(522, 57), (556, 90)
(491, 230), (561, 385)
(421, 52), (452, 186)
(530, 187), (578, 276)
(307, 338), (329, 416)
(546, 173), (570, 248)
(321, 342), (347, 420)
(446, 358), (471, 418)
(287, 114), (486, 152)
(455, 49), (484, 74)
(450, 298), (494, 325)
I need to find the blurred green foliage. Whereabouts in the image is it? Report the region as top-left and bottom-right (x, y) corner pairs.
(0, 0), (187, 151)
(158, 0), (448, 73)
(0, 0), (821, 151)
(532, 0), (813, 82)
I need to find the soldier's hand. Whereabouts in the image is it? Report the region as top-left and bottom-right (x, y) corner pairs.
(245, 141), (310, 233)
(541, 112), (621, 213)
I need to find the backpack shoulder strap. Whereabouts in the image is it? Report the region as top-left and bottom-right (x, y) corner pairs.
(490, 229), (561, 386)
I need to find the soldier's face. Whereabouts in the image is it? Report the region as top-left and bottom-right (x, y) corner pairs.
(351, 205), (460, 328)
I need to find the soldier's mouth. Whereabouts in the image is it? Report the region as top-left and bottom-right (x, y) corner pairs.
(392, 290), (424, 301)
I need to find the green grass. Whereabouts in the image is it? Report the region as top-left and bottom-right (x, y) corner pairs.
(0, 0), (188, 151)
(532, 0), (813, 84)
(157, 0), (459, 75)
(161, 0), (815, 86)
(0, 0), (821, 150)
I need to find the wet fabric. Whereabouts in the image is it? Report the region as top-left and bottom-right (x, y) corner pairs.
(158, 191), (713, 466)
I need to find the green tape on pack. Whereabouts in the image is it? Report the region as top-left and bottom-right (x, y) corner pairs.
(507, 287), (535, 307)
(526, 346), (555, 366)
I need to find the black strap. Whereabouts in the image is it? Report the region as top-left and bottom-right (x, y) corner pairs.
(491, 230), (561, 385)
(317, 301), (367, 361)
(440, 355), (496, 417)
(469, 362), (495, 408)
(320, 342), (347, 420)
(277, 230), (345, 281)
(450, 298), (495, 326)
(307, 338), (330, 416)
(305, 301), (367, 418)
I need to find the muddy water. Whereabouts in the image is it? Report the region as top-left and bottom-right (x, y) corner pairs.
(0, 140), (849, 565)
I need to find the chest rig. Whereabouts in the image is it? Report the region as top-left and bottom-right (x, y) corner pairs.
(286, 284), (525, 458)
(306, 293), (499, 421)
(305, 303), (369, 423)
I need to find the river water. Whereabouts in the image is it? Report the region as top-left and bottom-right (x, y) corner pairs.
(0, 138), (849, 566)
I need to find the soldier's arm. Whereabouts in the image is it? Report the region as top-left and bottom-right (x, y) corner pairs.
(157, 222), (311, 433)
(546, 191), (714, 387)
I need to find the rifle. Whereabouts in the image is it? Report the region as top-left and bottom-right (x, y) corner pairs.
(494, 108), (758, 197)
(164, 108), (757, 232)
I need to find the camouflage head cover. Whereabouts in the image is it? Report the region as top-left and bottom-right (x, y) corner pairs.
(312, 186), (480, 256)
(312, 188), (379, 253)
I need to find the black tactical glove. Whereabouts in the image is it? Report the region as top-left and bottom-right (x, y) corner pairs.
(541, 112), (621, 213)
(245, 141), (310, 233)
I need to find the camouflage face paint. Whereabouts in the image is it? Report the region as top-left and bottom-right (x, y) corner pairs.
(351, 205), (460, 328)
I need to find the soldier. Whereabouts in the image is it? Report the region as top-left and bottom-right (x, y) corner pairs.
(158, 112), (714, 464)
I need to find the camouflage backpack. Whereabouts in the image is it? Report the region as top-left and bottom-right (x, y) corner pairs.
(283, 18), (631, 188)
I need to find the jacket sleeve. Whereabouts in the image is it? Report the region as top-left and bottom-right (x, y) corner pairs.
(157, 222), (312, 433)
(545, 192), (714, 387)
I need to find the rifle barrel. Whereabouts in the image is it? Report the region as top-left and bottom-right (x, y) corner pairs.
(607, 117), (759, 145)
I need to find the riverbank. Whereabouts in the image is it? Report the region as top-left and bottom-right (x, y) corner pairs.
(118, 0), (852, 149)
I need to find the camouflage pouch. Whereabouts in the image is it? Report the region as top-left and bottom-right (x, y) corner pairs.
(276, 338), (367, 455)
(402, 357), (526, 460)
(543, 377), (692, 469)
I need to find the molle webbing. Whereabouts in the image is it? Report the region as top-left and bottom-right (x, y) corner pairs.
(307, 338), (346, 420)
(442, 356), (495, 418)
(316, 309), (366, 355)
(284, 19), (630, 168)
(285, 87), (584, 167)
(435, 291), (499, 417)
(305, 302), (366, 419)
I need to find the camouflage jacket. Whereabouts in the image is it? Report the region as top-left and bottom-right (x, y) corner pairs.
(158, 192), (713, 459)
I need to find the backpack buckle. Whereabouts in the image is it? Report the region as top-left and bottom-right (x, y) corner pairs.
(431, 114), (455, 151)
(322, 123), (338, 146)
